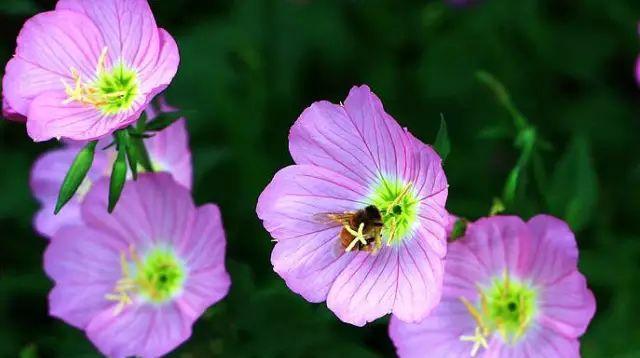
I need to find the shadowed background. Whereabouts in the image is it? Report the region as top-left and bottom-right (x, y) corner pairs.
(1, 0), (639, 356)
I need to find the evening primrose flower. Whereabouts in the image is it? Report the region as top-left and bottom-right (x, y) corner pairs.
(256, 85), (449, 326)
(45, 173), (230, 357)
(389, 215), (596, 357)
(2, 0), (179, 141)
(31, 100), (191, 238)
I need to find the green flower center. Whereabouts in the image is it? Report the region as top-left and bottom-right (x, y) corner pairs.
(105, 246), (186, 313)
(63, 47), (139, 115)
(460, 272), (538, 356)
(368, 177), (419, 245)
(135, 248), (186, 303)
(484, 275), (537, 340)
(93, 63), (139, 115)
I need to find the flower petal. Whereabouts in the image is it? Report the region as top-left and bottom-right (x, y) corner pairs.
(86, 303), (191, 358)
(490, 324), (581, 358)
(82, 173), (194, 251)
(271, 228), (355, 303)
(460, 216), (533, 281)
(145, 118), (192, 189)
(30, 145), (110, 237)
(44, 225), (123, 328)
(538, 271), (596, 338)
(175, 205), (230, 320)
(257, 165), (369, 240)
(56, 0), (179, 95)
(525, 215), (579, 285)
(326, 248), (398, 326)
(389, 298), (476, 358)
(257, 165), (369, 302)
(3, 10), (104, 115)
(326, 235), (444, 326)
(26, 90), (146, 141)
(289, 85), (412, 186)
(391, 236), (445, 323)
(3, 94), (26, 122)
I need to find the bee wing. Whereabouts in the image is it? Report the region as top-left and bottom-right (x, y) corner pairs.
(312, 212), (353, 225)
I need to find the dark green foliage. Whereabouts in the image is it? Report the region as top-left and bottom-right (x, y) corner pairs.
(434, 116), (450, 161)
(1, 0), (640, 356)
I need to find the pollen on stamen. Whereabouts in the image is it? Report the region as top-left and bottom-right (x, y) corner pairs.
(61, 46), (139, 114)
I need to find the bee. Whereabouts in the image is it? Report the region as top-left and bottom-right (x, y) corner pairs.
(319, 205), (384, 253)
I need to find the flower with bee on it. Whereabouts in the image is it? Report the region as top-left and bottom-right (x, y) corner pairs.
(389, 215), (596, 358)
(256, 85), (449, 326)
(44, 173), (230, 357)
(2, 0), (178, 141)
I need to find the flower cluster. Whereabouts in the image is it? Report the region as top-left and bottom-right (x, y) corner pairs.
(4, 1), (231, 357)
(2, 0), (599, 356)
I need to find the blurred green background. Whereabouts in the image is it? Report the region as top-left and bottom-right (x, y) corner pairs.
(1, 0), (640, 357)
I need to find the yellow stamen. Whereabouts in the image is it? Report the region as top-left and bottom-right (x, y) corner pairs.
(96, 47), (108, 74)
(460, 326), (489, 357)
(104, 245), (141, 315)
(345, 222), (367, 252)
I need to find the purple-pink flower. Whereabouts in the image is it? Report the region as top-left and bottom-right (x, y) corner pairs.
(2, 0), (179, 141)
(45, 173), (230, 357)
(389, 215), (596, 358)
(31, 100), (192, 238)
(257, 85), (449, 326)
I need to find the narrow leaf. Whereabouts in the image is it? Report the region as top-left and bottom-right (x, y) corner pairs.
(502, 166), (521, 204)
(547, 135), (598, 231)
(476, 70), (529, 130)
(54, 141), (98, 214)
(108, 149), (128, 213)
(144, 111), (182, 132)
(433, 115), (450, 161)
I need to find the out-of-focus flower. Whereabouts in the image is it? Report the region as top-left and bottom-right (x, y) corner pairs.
(45, 173), (230, 357)
(31, 99), (191, 238)
(257, 85), (449, 326)
(2, 0), (179, 141)
(389, 215), (596, 358)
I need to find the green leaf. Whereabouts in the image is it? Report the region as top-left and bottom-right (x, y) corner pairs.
(54, 141), (98, 214)
(19, 344), (37, 358)
(433, 115), (450, 161)
(547, 135), (598, 231)
(502, 166), (521, 205)
(108, 149), (128, 213)
(144, 111), (182, 132)
(476, 70), (529, 130)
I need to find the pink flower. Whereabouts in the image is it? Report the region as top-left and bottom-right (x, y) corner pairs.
(256, 85), (449, 326)
(31, 100), (192, 238)
(2, 0), (179, 141)
(45, 173), (230, 357)
(389, 215), (596, 358)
